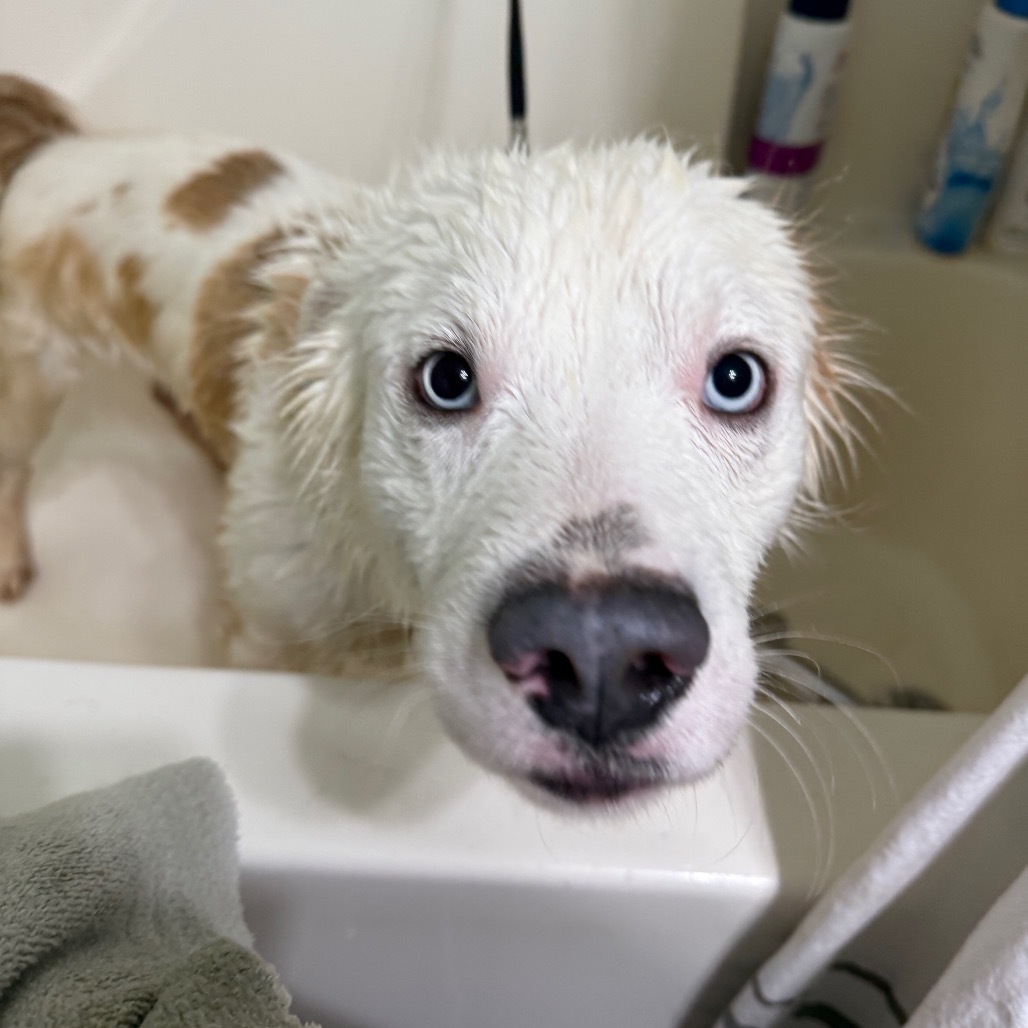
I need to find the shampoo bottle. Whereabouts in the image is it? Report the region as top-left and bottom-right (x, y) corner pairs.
(916, 0), (1028, 255)
(747, 0), (853, 213)
(987, 117), (1028, 252)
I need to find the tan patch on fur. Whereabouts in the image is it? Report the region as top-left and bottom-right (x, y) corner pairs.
(322, 621), (414, 678)
(164, 150), (286, 231)
(112, 180), (131, 199)
(112, 255), (157, 348)
(222, 606), (414, 677)
(189, 229), (309, 465)
(260, 270), (310, 359)
(0, 75), (77, 198)
(151, 383), (227, 472)
(12, 230), (109, 342)
(11, 232), (157, 351)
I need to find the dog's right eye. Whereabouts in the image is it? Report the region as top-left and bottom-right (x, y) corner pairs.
(703, 351), (767, 415)
(416, 350), (479, 412)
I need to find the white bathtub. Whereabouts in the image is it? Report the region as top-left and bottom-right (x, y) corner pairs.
(0, 657), (1008, 1027)
(759, 241), (1027, 714)
(0, 239), (1024, 1026)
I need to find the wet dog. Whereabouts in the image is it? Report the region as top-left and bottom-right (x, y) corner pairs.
(0, 75), (862, 806)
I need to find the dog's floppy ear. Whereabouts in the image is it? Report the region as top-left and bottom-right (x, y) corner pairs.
(269, 270), (363, 514)
(191, 229), (308, 466)
(798, 319), (880, 521)
(191, 224), (359, 471)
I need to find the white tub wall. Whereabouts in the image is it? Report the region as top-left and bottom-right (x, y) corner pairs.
(757, 246), (1028, 712)
(0, 0), (746, 182)
(734, 0), (1028, 713)
(3, 656), (1021, 1028)
(733, 0), (991, 236)
(0, 363), (224, 667)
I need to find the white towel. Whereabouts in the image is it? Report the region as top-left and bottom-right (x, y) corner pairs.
(716, 674), (1028, 1028)
(907, 867), (1028, 1028)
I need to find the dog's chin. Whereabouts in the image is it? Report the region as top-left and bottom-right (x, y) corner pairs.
(511, 755), (674, 812)
(526, 772), (663, 810)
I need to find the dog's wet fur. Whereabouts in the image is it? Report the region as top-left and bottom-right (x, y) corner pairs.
(0, 75), (866, 807)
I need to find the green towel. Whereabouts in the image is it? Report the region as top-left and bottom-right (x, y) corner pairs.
(0, 758), (318, 1028)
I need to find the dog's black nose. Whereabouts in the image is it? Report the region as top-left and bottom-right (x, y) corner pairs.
(488, 578), (709, 748)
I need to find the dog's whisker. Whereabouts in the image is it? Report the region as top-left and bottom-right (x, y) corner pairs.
(755, 654), (900, 817)
(758, 659), (856, 708)
(381, 687), (435, 758)
(753, 679), (804, 724)
(760, 679), (898, 817)
(746, 715), (829, 897)
(754, 630), (902, 694)
(757, 700), (837, 895)
(816, 700), (897, 814)
(753, 694), (836, 831)
(756, 679), (838, 785)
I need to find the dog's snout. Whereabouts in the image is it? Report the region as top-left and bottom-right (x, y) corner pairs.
(487, 578), (710, 748)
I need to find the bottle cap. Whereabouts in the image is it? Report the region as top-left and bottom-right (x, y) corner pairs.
(997, 0), (1028, 17)
(789, 0), (850, 19)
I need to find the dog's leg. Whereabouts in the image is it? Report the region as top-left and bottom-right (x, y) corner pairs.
(0, 347), (67, 600)
(0, 463), (33, 600)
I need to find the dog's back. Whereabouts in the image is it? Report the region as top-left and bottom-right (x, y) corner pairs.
(0, 75), (353, 599)
(0, 74), (350, 465)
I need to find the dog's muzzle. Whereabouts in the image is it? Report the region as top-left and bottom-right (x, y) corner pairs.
(487, 577), (710, 748)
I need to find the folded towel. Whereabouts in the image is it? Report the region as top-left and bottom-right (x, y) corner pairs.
(716, 674), (1028, 1028)
(0, 758), (316, 1028)
(907, 867), (1028, 1028)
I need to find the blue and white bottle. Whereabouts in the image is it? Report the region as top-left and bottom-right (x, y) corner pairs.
(917, 0), (1028, 254)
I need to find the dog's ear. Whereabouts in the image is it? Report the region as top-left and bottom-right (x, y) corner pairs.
(799, 321), (880, 521)
(267, 271), (364, 514)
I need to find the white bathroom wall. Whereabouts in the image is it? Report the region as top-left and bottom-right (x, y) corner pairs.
(0, 0), (746, 183)
(6, 0), (988, 223)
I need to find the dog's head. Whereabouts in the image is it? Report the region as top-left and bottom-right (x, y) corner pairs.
(275, 141), (853, 807)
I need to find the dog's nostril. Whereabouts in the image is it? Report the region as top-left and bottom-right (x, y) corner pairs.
(627, 651), (677, 690)
(629, 651), (673, 680)
(623, 651), (695, 717)
(502, 650), (581, 689)
(541, 649), (580, 694)
(499, 648), (583, 698)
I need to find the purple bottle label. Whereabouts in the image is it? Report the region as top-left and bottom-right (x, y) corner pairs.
(748, 138), (823, 176)
(748, 13), (850, 182)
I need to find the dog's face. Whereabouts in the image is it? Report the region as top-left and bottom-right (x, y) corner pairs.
(285, 142), (836, 807)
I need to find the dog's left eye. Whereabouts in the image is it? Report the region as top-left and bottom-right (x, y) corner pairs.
(703, 352), (767, 415)
(416, 350), (479, 412)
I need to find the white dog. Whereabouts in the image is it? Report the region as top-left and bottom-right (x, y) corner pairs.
(0, 75), (860, 806)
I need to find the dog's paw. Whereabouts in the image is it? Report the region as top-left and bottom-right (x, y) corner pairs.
(0, 557), (35, 602)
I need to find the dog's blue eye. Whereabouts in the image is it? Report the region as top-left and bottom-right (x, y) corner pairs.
(417, 350), (479, 412)
(703, 352), (767, 415)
